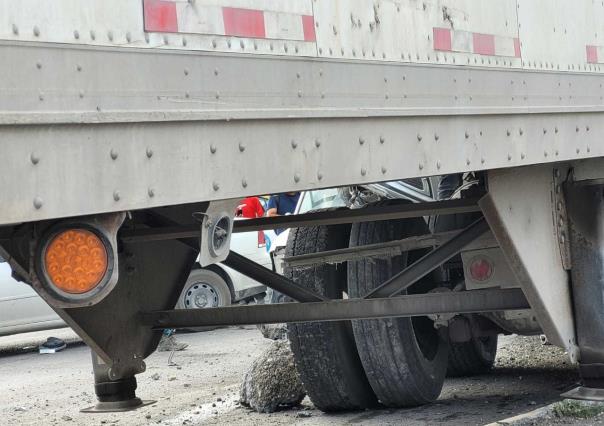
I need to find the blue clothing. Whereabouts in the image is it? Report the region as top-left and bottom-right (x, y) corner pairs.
(268, 193), (300, 234)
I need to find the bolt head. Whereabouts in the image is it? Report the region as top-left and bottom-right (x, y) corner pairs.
(361, 168), (367, 176)
(30, 152), (40, 165)
(146, 147), (153, 158)
(113, 191), (120, 201)
(291, 140), (298, 149)
(315, 139), (321, 148)
(33, 197), (43, 209)
(148, 188), (155, 197)
(210, 145), (217, 154)
(239, 142), (246, 152)
(212, 182), (220, 191)
(110, 149), (118, 160)
(241, 179), (248, 188)
(294, 173), (300, 183)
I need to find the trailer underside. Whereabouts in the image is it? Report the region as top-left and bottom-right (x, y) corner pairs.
(1, 39), (604, 411)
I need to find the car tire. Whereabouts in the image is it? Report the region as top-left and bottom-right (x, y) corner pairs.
(176, 268), (232, 331)
(447, 334), (498, 377)
(348, 212), (449, 408)
(286, 223), (378, 412)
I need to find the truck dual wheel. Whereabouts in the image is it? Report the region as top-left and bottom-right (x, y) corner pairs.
(348, 212), (449, 407)
(448, 334), (498, 377)
(286, 222), (378, 412)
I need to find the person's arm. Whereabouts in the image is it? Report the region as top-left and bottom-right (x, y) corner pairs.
(266, 196), (279, 217)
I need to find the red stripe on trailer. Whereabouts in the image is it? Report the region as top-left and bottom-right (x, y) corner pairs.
(433, 28), (452, 51)
(514, 38), (521, 58)
(222, 7), (266, 38)
(143, 0), (178, 33)
(587, 45), (598, 64)
(302, 15), (316, 42)
(473, 33), (495, 56)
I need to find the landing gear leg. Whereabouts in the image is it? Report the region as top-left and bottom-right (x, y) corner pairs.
(563, 180), (604, 401)
(82, 351), (155, 412)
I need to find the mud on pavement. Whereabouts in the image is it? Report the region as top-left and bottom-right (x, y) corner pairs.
(0, 327), (583, 425)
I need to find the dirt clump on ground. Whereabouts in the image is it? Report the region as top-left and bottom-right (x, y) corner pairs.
(240, 340), (305, 413)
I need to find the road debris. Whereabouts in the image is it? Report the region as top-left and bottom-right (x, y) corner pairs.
(240, 340), (305, 413)
(38, 337), (66, 354)
(258, 323), (287, 341)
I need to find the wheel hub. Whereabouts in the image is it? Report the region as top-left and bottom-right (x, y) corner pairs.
(185, 283), (219, 309)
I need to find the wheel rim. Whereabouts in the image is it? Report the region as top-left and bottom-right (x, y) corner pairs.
(184, 281), (222, 309)
(411, 316), (441, 361)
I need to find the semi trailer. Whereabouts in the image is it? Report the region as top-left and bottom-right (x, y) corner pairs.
(1, 0), (604, 412)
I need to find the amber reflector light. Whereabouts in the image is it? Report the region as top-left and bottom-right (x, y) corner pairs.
(44, 229), (108, 294)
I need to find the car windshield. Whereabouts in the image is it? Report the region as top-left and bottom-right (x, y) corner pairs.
(298, 188), (346, 214)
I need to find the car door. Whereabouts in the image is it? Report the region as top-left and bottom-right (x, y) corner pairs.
(0, 258), (65, 336)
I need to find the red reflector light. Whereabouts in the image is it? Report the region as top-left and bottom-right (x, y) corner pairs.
(469, 257), (493, 282)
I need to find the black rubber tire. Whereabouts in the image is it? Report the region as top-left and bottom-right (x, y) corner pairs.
(348, 213), (449, 408)
(286, 223), (378, 412)
(447, 334), (498, 377)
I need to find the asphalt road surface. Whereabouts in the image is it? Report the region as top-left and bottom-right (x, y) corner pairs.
(0, 327), (592, 425)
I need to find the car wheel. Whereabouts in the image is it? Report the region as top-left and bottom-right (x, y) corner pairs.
(176, 268), (232, 331)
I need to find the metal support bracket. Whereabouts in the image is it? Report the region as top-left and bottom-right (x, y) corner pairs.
(119, 198), (481, 243)
(365, 217), (490, 299)
(223, 251), (326, 303)
(283, 230), (461, 268)
(480, 165), (578, 361)
(142, 288), (529, 329)
(199, 199), (239, 267)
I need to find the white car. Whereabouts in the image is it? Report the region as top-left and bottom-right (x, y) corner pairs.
(0, 228), (269, 337)
(0, 260), (66, 337)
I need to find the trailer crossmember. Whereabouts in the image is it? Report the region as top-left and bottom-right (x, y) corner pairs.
(141, 288), (529, 329)
(119, 198), (481, 243)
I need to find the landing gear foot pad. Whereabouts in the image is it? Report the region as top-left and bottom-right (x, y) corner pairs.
(81, 398), (156, 413)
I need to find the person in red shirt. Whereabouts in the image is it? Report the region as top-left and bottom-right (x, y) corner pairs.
(236, 197), (265, 218)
